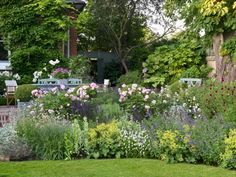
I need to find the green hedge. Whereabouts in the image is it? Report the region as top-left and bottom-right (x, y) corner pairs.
(0, 96), (7, 106)
(15, 84), (38, 102)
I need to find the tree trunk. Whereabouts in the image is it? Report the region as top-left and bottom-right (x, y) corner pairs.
(121, 58), (129, 73)
(213, 32), (236, 82)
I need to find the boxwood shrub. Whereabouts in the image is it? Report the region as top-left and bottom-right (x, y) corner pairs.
(15, 84), (38, 102)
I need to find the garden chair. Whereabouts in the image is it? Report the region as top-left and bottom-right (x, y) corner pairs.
(4, 80), (17, 106)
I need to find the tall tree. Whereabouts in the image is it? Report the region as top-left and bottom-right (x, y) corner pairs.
(77, 0), (172, 73)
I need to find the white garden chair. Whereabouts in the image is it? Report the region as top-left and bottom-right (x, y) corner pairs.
(4, 80), (17, 106)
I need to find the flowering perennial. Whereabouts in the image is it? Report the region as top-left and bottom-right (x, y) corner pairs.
(76, 83), (99, 101)
(118, 84), (158, 117)
(51, 67), (71, 79)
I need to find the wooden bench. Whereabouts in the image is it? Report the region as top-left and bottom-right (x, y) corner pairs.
(179, 78), (202, 87)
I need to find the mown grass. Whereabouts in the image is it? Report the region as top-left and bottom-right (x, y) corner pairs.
(0, 159), (235, 177)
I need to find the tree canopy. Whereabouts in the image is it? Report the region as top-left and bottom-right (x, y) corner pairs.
(164, 0), (236, 36)
(77, 0), (171, 73)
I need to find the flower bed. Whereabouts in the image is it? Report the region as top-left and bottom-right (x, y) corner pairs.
(1, 81), (236, 170)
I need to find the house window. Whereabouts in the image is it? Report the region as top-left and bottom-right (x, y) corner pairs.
(0, 39), (8, 61)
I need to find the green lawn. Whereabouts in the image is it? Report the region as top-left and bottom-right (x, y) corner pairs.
(0, 159), (235, 177)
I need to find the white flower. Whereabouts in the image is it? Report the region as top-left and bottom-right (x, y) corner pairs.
(144, 95), (149, 101)
(39, 71), (42, 76)
(121, 91), (127, 96)
(43, 67), (47, 71)
(2, 71), (10, 77)
(122, 84), (126, 88)
(145, 105), (150, 110)
(30, 111), (35, 116)
(142, 62), (146, 67)
(132, 84), (138, 89)
(193, 96), (196, 101)
(49, 59), (60, 66)
(142, 68), (148, 73)
(151, 100), (156, 105)
(13, 73), (21, 80)
(67, 88), (75, 93)
(60, 84), (66, 90)
(163, 100), (167, 103)
(51, 87), (58, 93)
(48, 109), (54, 114)
(32, 78), (37, 83)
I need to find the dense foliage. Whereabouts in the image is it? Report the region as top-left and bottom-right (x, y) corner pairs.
(0, 80), (235, 171)
(77, 0), (169, 73)
(143, 38), (209, 87)
(164, 0), (236, 35)
(0, 0), (72, 83)
(15, 84), (38, 102)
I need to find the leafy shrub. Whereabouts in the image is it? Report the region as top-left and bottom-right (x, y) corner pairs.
(51, 67), (71, 79)
(143, 39), (206, 87)
(91, 89), (119, 105)
(0, 122), (31, 160)
(168, 81), (187, 94)
(157, 129), (195, 163)
(221, 129), (236, 169)
(76, 83), (99, 101)
(104, 62), (122, 86)
(15, 84), (38, 102)
(223, 102), (236, 125)
(180, 65), (211, 78)
(0, 96), (7, 106)
(88, 121), (121, 159)
(72, 88), (121, 122)
(69, 55), (91, 82)
(119, 118), (151, 158)
(64, 119), (89, 160)
(220, 37), (236, 60)
(96, 103), (124, 123)
(117, 71), (143, 86)
(186, 81), (236, 121)
(17, 118), (70, 160)
(190, 118), (228, 165)
(118, 84), (158, 120)
(11, 47), (61, 84)
(0, 75), (10, 95)
(35, 88), (72, 116)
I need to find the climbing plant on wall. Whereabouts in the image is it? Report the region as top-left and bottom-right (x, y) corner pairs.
(0, 0), (72, 83)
